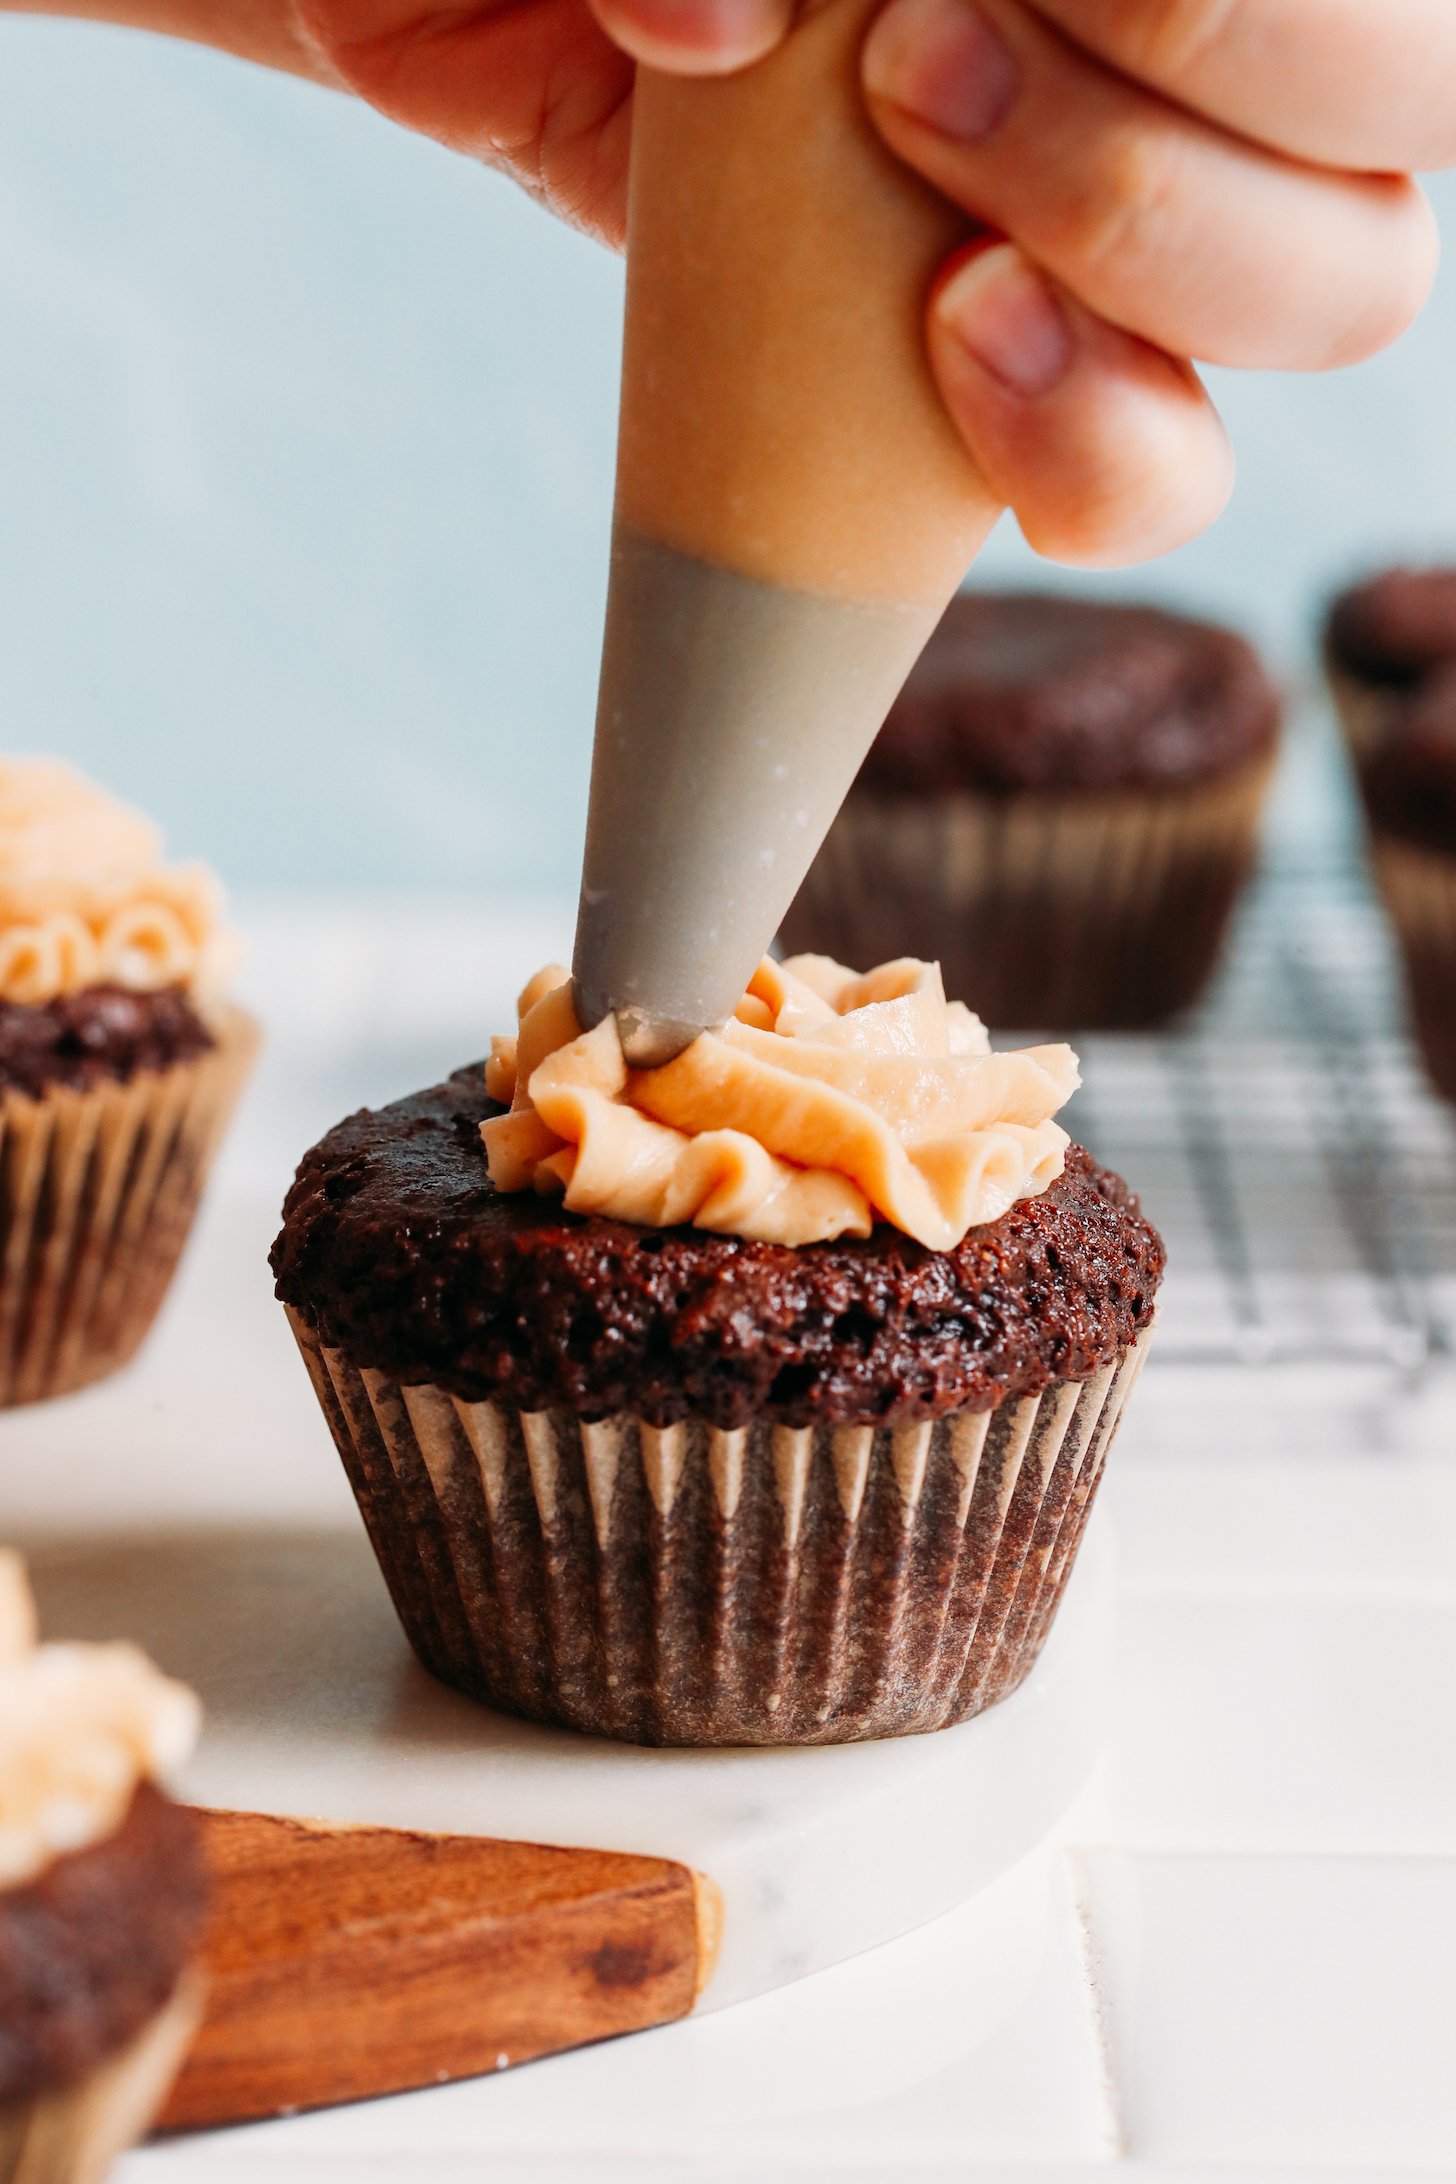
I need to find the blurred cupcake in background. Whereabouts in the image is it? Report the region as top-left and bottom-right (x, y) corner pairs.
(0, 1547), (206, 2182)
(1346, 666), (1456, 1101)
(0, 759), (259, 1405)
(1324, 566), (1456, 762)
(780, 592), (1281, 1030)
(1322, 572), (1456, 1101)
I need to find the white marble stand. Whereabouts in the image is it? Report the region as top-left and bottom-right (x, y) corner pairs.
(23, 1508), (1111, 2013)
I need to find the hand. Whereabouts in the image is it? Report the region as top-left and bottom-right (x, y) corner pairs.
(294, 0), (1440, 572)
(854, 0), (1442, 564)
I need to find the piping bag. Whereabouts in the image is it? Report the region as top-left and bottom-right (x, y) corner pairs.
(572, 0), (1005, 1064)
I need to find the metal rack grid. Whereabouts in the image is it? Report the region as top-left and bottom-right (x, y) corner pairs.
(1065, 855), (1456, 1372)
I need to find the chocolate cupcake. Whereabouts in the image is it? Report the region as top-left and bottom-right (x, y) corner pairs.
(0, 759), (259, 1405)
(1347, 666), (1456, 1099)
(1324, 566), (1456, 760)
(1321, 573), (1456, 1099)
(273, 955), (1162, 1748)
(0, 1549), (206, 2180)
(779, 592), (1280, 1029)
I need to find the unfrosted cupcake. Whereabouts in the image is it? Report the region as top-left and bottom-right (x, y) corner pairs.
(780, 592), (1280, 1029)
(1347, 666), (1456, 1099)
(1322, 574), (1456, 1099)
(0, 759), (258, 1405)
(273, 955), (1162, 1748)
(1324, 566), (1456, 761)
(0, 1549), (205, 2181)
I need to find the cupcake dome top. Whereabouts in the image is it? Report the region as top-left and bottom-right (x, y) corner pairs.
(855, 592), (1279, 795)
(0, 758), (238, 1007)
(273, 1068), (1163, 1430)
(0, 1550), (200, 1890)
(1326, 567), (1456, 689)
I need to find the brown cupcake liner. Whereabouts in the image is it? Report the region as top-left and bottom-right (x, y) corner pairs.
(778, 756), (1274, 1030)
(0, 1974), (201, 2184)
(287, 1306), (1154, 1748)
(1370, 833), (1456, 1101)
(1324, 662), (1456, 1099)
(0, 1006), (259, 1407)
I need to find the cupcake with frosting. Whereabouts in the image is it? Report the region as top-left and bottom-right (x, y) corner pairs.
(273, 954), (1162, 1747)
(780, 592), (1280, 1030)
(0, 1548), (205, 2180)
(0, 758), (258, 1405)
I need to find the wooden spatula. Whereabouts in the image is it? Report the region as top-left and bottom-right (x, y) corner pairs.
(158, 1808), (721, 2131)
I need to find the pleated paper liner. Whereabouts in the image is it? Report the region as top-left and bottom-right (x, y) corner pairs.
(1371, 834), (1456, 1102)
(0, 1005), (259, 1407)
(0, 1975), (201, 2184)
(778, 755), (1273, 1030)
(287, 1305), (1154, 1748)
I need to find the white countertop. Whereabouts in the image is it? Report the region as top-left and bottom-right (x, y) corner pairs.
(3, 843), (1453, 2182)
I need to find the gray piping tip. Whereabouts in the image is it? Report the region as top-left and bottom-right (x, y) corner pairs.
(571, 984), (713, 1069)
(571, 526), (942, 1081)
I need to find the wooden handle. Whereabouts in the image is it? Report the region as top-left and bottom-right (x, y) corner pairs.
(157, 1810), (721, 2131)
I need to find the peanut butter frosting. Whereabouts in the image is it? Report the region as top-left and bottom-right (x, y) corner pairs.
(0, 1550), (200, 1890)
(0, 759), (240, 1007)
(482, 955), (1078, 1250)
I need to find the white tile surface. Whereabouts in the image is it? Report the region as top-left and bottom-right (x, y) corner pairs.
(1104, 1449), (1456, 1601)
(1077, 1851), (1456, 2166)
(1114, 1356), (1456, 1467)
(1096, 1595), (1456, 1856)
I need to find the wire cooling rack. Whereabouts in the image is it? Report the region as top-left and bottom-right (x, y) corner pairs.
(1063, 848), (1456, 1372)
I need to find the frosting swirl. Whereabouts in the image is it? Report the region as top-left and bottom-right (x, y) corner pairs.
(0, 759), (240, 1007)
(483, 954), (1078, 1250)
(0, 1550), (200, 1890)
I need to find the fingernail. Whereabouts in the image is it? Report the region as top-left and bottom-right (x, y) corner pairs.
(863, 0), (1018, 142)
(600, 0), (790, 71)
(935, 244), (1073, 396)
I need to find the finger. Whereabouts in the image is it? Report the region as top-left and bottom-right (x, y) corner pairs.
(298, 0), (635, 245)
(927, 240), (1233, 566)
(1025, 0), (1456, 175)
(588, 0), (795, 73)
(862, 0), (1439, 370)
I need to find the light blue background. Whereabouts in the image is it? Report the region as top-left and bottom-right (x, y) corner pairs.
(1, 15), (1453, 896)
